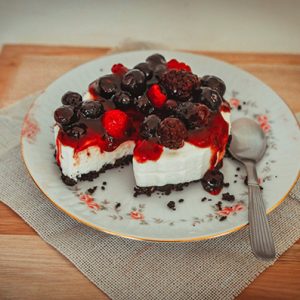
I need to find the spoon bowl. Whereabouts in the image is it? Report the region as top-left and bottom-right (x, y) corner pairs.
(230, 118), (267, 163)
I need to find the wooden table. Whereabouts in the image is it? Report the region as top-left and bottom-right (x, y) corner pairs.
(0, 45), (299, 300)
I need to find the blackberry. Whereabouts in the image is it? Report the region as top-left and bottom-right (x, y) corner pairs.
(140, 115), (161, 139)
(177, 102), (210, 129)
(121, 69), (146, 97)
(157, 117), (187, 149)
(80, 100), (104, 119)
(202, 75), (226, 97)
(54, 106), (77, 126)
(112, 91), (133, 109)
(160, 69), (198, 101)
(136, 95), (154, 115)
(199, 87), (222, 111)
(61, 91), (82, 108)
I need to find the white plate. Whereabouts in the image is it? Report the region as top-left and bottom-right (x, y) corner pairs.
(21, 50), (300, 242)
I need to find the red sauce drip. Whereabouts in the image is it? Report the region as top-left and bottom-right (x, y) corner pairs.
(134, 140), (163, 163)
(187, 111), (229, 169)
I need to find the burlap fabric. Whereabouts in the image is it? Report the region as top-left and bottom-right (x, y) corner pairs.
(0, 94), (299, 300)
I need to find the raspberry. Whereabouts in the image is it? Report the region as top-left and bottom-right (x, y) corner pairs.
(111, 63), (128, 76)
(147, 84), (167, 108)
(160, 69), (198, 101)
(166, 59), (191, 72)
(157, 117), (187, 149)
(102, 110), (129, 139)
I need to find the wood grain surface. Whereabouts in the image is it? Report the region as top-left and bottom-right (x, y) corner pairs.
(0, 45), (299, 300)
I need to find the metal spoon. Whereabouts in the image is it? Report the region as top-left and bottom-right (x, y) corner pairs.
(229, 118), (276, 259)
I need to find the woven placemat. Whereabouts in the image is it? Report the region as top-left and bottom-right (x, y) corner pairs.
(0, 94), (299, 300)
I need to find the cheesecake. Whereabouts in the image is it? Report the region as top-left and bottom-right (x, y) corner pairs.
(54, 54), (231, 195)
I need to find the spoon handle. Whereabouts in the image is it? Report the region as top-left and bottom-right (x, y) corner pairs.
(245, 162), (276, 259)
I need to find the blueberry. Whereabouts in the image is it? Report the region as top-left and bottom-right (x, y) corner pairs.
(66, 124), (87, 139)
(96, 75), (120, 99)
(61, 91), (82, 107)
(80, 100), (104, 119)
(54, 106), (77, 126)
(140, 115), (161, 139)
(199, 87), (222, 111)
(163, 99), (178, 116)
(201, 169), (224, 194)
(134, 62), (153, 80)
(112, 91), (133, 109)
(202, 75), (226, 97)
(121, 69), (146, 97)
(136, 95), (154, 115)
(146, 54), (166, 66)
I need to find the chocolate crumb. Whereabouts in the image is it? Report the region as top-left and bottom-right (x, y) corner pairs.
(236, 167), (240, 171)
(223, 182), (230, 188)
(115, 202), (121, 209)
(222, 192), (235, 202)
(234, 174), (238, 177)
(201, 197), (207, 202)
(237, 105), (242, 110)
(167, 201), (176, 210)
(219, 216), (227, 221)
(101, 186), (105, 191)
(243, 101), (246, 105)
(234, 180), (237, 183)
(275, 175), (278, 178)
(87, 186), (97, 195)
(208, 198), (212, 201)
(216, 201), (223, 210)
(103, 181), (107, 185)
(178, 199), (184, 203)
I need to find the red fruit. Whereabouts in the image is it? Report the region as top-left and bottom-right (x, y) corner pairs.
(167, 59), (191, 72)
(111, 63), (128, 76)
(102, 109), (129, 138)
(147, 84), (167, 108)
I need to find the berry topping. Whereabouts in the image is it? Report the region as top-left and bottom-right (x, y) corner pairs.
(66, 124), (87, 139)
(112, 91), (133, 109)
(157, 117), (187, 149)
(102, 109), (129, 139)
(61, 91), (82, 107)
(136, 95), (155, 115)
(95, 75), (119, 99)
(177, 102), (210, 129)
(160, 69), (198, 101)
(199, 87), (222, 111)
(134, 62), (153, 80)
(140, 114), (161, 139)
(146, 53), (166, 66)
(80, 100), (104, 119)
(121, 69), (146, 96)
(202, 75), (226, 97)
(163, 99), (178, 116)
(54, 106), (77, 126)
(166, 59), (191, 72)
(111, 63), (128, 76)
(147, 84), (167, 108)
(201, 169), (224, 195)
